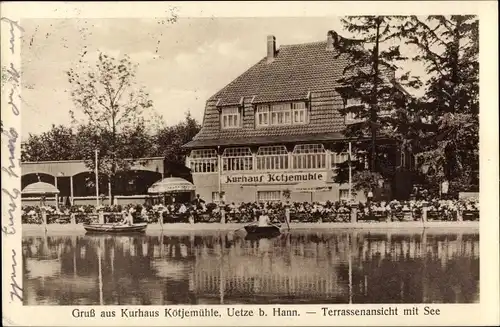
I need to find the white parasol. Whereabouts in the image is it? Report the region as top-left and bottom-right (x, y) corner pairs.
(22, 182), (60, 195)
(147, 177), (196, 194)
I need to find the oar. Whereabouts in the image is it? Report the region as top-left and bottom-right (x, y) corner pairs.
(270, 223), (283, 234)
(159, 210), (164, 232)
(284, 212), (291, 231)
(231, 220), (257, 234)
(232, 223), (252, 233)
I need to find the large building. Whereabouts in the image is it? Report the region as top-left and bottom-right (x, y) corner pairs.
(183, 31), (409, 204)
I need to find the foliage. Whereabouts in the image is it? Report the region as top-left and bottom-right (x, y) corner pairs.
(21, 124), (78, 162)
(332, 16), (422, 187)
(66, 52), (156, 198)
(21, 114), (202, 167)
(352, 170), (384, 195)
(400, 15), (479, 192)
(152, 112), (201, 166)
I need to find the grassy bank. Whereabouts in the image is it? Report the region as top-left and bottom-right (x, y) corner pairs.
(22, 221), (479, 236)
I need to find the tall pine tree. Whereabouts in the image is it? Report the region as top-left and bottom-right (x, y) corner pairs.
(332, 16), (421, 196)
(401, 15), (479, 195)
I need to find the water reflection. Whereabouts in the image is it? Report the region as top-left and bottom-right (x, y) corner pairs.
(23, 231), (479, 305)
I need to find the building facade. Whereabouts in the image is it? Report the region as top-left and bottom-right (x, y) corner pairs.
(21, 158), (192, 206)
(183, 31), (408, 204)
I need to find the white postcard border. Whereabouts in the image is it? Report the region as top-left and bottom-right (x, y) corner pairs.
(1, 1), (498, 326)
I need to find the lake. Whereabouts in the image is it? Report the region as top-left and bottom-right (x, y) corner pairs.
(22, 230), (479, 305)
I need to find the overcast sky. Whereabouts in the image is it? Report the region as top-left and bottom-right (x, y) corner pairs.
(21, 17), (424, 139)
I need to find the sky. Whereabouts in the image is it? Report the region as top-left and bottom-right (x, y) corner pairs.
(20, 17), (425, 140)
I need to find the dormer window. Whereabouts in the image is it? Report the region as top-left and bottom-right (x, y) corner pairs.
(344, 98), (363, 122)
(256, 101), (307, 127)
(221, 106), (240, 129)
(343, 96), (393, 123)
(341, 97), (369, 124)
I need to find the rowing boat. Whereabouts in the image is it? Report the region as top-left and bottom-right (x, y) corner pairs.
(244, 223), (281, 238)
(83, 222), (148, 234)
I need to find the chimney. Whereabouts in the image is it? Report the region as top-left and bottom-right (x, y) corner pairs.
(267, 35), (276, 63)
(326, 30), (338, 51)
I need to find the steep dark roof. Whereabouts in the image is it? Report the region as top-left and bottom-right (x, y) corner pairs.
(184, 37), (401, 149)
(209, 41), (350, 106)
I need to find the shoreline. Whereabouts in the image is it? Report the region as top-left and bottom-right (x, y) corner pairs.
(22, 221), (479, 236)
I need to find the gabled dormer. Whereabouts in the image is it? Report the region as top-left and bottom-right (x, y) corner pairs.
(337, 86), (396, 126)
(216, 98), (245, 130)
(254, 97), (310, 128)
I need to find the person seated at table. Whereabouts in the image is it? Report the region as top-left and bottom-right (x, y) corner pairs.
(178, 203), (187, 214)
(200, 202), (207, 212)
(258, 209), (271, 227)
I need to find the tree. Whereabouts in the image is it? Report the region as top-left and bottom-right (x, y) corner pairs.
(153, 111), (201, 166)
(153, 111), (201, 162)
(66, 52), (155, 201)
(21, 124), (78, 162)
(332, 16), (421, 194)
(401, 15), (479, 194)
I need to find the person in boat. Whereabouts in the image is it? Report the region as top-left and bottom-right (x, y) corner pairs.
(258, 209), (272, 227)
(120, 207), (135, 225)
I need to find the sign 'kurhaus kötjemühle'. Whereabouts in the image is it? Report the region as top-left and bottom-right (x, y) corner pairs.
(222, 172), (326, 185)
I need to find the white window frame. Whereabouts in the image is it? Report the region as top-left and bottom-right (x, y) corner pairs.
(344, 98), (363, 122)
(222, 147), (253, 171)
(190, 149), (218, 173)
(292, 102), (307, 124)
(256, 104), (270, 127)
(292, 144), (326, 170)
(339, 189), (350, 201)
(221, 106), (240, 129)
(212, 192), (226, 203)
(270, 103), (292, 126)
(255, 101), (307, 127)
(331, 152), (350, 167)
(256, 145), (289, 171)
(344, 98), (392, 121)
(257, 190), (281, 203)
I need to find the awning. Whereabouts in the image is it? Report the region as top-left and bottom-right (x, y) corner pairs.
(148, 177), (196, 194)
(22, 182), (60, 195)
(293, 180), (332, 193)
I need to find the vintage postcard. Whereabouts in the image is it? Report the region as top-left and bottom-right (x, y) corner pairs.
(1, 1), (499, 326)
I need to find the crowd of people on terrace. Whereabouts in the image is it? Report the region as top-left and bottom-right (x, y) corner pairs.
(21, 195), (480, 224)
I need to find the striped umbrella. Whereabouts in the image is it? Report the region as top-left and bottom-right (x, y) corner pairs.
(147, 177), (196, 194)
(22, 182), (60, 195)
